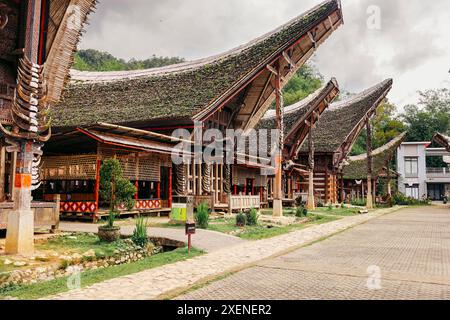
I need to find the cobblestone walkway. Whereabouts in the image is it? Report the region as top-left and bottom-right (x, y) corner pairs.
(48, 207), (398, 300)
(59, 222), (245, 253)
(179, 206), (450, 300)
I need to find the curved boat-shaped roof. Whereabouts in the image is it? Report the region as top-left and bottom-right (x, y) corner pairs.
(52, 0), (343, 129)
(343, 132), (407, 180)
(299, 78), (394, 165)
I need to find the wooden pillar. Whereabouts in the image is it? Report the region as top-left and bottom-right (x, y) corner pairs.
(168, 166), (173, 208)
(157, 181), (161, 199)
(233, 185), (237, 195)
(340, 173), (345, 203)
(0, 145), (6, 202)
(260, 186), (263, 202)
(325, 168), (329, 204)
(366, 121), (374, 209)
(251, 179), (254, 196)
(94, 159), (101, 211)
(134, 181), (139, 200)
(273, 62), (283, 217)
(9, 151), (17, 200)
(373, 179), (377, 205)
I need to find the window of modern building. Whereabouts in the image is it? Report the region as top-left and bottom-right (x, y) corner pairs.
(405, 157), (419, 177)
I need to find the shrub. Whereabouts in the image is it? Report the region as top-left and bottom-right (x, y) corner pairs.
(351, 199), (367, 207)
(246, 208), (259, 226)
(132, 217), (149, 248)
(341, 203), (346, 209)
(195, 202), (210, 229)
(392, 192), (430, 206)
(236, 212), (247, 227)
(106, 210), (118, 228)
(317, 202), (324, 208)
(295, 206), (307, 217)
(327, 204), (333, 211)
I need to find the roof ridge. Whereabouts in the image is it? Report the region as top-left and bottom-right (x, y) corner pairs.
(70, 0), (339, 84)
(347, 132), (407, 162)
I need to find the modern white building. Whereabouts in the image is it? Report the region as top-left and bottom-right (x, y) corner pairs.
(397, 142), (450, 200)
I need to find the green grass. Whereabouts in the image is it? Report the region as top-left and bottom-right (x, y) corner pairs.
(0, 247), (203, 300)
(207, 214), (339, 240)
(260, 208), (297, 216)
(37, 234), (128, 259)
(311, 207), (361, 216)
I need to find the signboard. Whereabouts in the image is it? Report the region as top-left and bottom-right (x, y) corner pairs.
(170, 203), (187, 222)
(185, 222), (196, 235)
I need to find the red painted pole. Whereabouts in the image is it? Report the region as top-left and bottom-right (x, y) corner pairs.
(168, 167), (173, 208)
(134, 180), (139, 200)
(234, 185), (237, 195)
(94, 160), (101, 212)
(157, 182), (161, 199)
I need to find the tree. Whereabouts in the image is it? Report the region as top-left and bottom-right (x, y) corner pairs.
(73, 49), (185, 71)
(350, 100), (406, 155)
(402, 88), (450, 142)
(99, 159), (136, 213)
(282, 63), (324, 107)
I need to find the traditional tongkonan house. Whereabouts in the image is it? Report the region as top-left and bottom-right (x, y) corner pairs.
(251, 78), (340, 208)
(432, 133), (450, 152)
(342, 132), (406, 204)
(0, 0), (97, 254)
(296, 78), (394, 207)
(37, 0), (344, 218)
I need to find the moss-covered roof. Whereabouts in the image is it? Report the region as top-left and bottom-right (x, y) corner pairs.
(343, 132), (406, 180)
(51, 0), (341, 128)
(432, 133), (450, 152)
(299, 78), (393, 154)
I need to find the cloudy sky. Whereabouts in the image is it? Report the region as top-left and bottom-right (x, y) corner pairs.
(79, 0), (450, 109)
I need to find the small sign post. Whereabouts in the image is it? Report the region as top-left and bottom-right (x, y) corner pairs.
(185, 222), (196, 254)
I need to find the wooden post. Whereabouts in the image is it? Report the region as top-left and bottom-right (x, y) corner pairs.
(157, 181), (161, 199)
(366, 121), (374, 209)
(340, 173), (345, 203)
(9, 151), (17, 201)
(273, 62), (283, 217)
(0, 145), (6, 202)
(233, 185), (237, 195)
(307, 122), (315, 210)
(168, 167), (173, 208)
(94, 159), (101, 211)
(134, 181), (139, 200)
(373, 179), (377, 205)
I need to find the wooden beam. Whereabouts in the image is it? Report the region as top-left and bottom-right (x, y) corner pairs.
(266, 64), (278, 76)
(282, 51), (295, 69)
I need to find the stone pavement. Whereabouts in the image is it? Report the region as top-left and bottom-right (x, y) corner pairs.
(59, 222), (245, 253)
(179, 206), (450, 300)
(48, 207), (398, 300)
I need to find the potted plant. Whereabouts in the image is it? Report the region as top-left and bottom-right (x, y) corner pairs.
(98, 159), (136, 242)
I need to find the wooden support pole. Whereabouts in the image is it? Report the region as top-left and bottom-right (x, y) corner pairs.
(168, 166), (173, 208)
(94, 159), (101, 212)
(0, 145), (6, 202)
(366, 121), (374, 209)
(306, 123), (315, 210)
(157, 181), (161, 199)
(273, 61), (283, 217)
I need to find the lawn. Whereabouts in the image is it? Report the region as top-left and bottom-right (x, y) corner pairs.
(0, 247), (203, 300)
(207, 214), (339, 240)
(310, 207), (362, 216)
(37, 233), (130, 259)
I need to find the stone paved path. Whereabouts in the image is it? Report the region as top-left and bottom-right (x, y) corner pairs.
(59, 222), (245, 253)
(48, 207), (399, 300)
(179, 206), (450, 300)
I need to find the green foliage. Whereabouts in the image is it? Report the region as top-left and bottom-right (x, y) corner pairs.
(132, 217), (149, 248)
(73, 49), (185, 71)
(351, 199), (367, 207)
(99, 159), (136, 215)
(317, 202), (324, 208)
(106, 210), (118, 228)
(295, 206), (307, 218)
(392, 192), (430, 206)
(195, 202), (210, 229)
(327, 204), (333, 211)
(282, 63), (323, 106)
(236, 212), (247, 227)
(246, 208), (259, 226)
(341, 203), (346, 209)
(351, 101), (406, 155)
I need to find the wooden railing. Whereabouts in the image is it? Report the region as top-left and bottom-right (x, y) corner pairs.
(228, 195), (261, 212)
